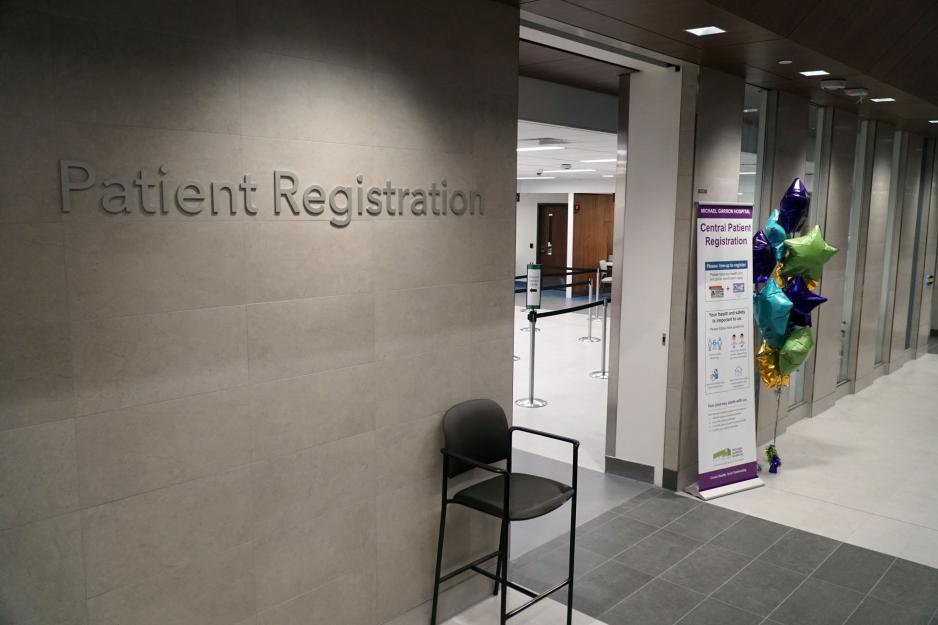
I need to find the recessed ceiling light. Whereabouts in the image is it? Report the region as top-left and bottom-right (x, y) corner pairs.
(870, 97), (895, 103)
(799, 70), (830, 77)
(739, 171), (756, 175)
(541, 169), (596, 174)
(517, 176), (556, 180)
(929, 120), (938, 124)
(517, 146), (564, 152)
(602, 175), (614, 178)
(685, 26), (725, 36)
(581, 158), (617, 163)
(778, 60), (793, 65)
(743, 108), (758, 113)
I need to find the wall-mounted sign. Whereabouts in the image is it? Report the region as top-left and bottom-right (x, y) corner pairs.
(695, 203), (763, 500)
(59, 160), (484, 228)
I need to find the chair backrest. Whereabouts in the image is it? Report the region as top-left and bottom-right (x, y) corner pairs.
(442, 399), (510, 477)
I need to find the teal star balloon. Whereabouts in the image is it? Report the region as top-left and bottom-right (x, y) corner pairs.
(782, 225), (838, 281)
(765, 209), (788, 261)
(754, 279), (792, 350)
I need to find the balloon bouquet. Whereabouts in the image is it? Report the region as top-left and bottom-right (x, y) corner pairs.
(752, 179), (838, 473)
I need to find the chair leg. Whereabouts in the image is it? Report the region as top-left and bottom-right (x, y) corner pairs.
(498, 517), (510, 625)
(566, 495), (577, 625)
(492, 529), (504, 596)
(430, 502), (448, 625)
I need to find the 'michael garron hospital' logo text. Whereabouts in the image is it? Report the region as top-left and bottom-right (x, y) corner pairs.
(59, 160), (484, 228)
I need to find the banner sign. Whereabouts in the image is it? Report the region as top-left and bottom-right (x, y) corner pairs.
(695, 203), (762, 497)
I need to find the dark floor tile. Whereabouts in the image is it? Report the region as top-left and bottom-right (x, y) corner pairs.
(761, 529), (840, 575)
(612, 486), (663, 513)
(510, 544), (607, 593)
(664, 504), (744, 542)
(621, 492), (700, 528)
(564, 560), (652, 618)
(870, 559), (938, 616)
(615, 530), (701, 576)
(578, 510), (622, 534)
(812, 543), (894, 594)
(578, 515), (658, 557)
(600, 579), (703, 625)
(770, 578), (864, 625)
(713, 561), (805, 616)
(660, 544), (752, 594)
(676, 598), (762, 625)
(844, 597), (932, 625)
(709, 516), (790, 557)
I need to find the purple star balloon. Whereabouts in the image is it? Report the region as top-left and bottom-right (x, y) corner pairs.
(783, 276), (827, 327)
(778, 178), (809, 234)
(753, 230), (775, 284)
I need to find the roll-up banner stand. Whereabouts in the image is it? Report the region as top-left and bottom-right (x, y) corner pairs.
(526, 263), (542, 310)
(695, 203), (764, 500)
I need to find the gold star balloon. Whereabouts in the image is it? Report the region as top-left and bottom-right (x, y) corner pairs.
(781, 225), (838, 281)
(756, 341), (790, 388)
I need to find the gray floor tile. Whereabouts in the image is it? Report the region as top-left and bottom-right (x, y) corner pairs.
(621, 492), (700, 528)
(600, 579), (704, 625)
(769, 578), (864, 625)
(660, 544), (752, 594)
(615, 530), (702, 576)
(676, 598), (762, 625)
(578, 515), (658, 557)
(510, 545), (608, 593)
(612, 486), (663, 513)
(844, 597), (932, 625)
(713, 561), (806, 616)
(664, 504), (744, 542)
(760, 529), (840, 575)
(564, 560), (653, 618)
(870, 559), (938, 616)
(709, 516), (790, 557)
(812, 543), (894, 594)
(579, 510), (622, 534)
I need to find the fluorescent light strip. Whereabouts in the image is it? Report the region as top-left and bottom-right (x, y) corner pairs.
(870, 97), (895, 103)
(602, 175), (614, 178)
(685, 26), (725, 36)
(517, 146), (565, 152)
(739, 171), (756, 175)
(581, 158), (617, 163)
(799, 70), (829, 77)
(541, 169), (596, 173)
(929, 120), (938, 124)
(517, 176), (556, 180)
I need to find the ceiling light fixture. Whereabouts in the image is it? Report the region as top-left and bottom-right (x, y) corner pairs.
(541, 169), (596, 174)
(517, 176), (556, 180)
(516, 146), (565, 152)
(685, 26), (725, 36)
(602, 175), (614, 178)
(778, 60), (792, 65)
(799, 70), (830, 77)
(581, 158), (617, 163)
(743, 108), (758, 113)
(929, 120), (938, 124)
(738, 171), (756, 175)
(870, 97), (895, 103)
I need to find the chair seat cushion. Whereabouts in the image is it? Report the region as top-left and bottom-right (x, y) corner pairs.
(452, 473), (573, 521)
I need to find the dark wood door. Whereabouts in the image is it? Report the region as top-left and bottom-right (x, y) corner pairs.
(572, 194), (615, 296)
(536, 203), (568, 287)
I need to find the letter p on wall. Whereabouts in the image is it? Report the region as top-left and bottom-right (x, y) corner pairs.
(60, 160), (96, 213)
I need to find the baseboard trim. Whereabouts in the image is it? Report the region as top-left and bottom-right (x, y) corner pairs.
(605, 456), (655, 483)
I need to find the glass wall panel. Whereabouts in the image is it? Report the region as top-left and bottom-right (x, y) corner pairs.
(738, 85), (766, 213)
(788, 104), (825, 407)
(838, 121), (870, 383)
(874, 130), (902, 365)
(905, 140), (929, 349)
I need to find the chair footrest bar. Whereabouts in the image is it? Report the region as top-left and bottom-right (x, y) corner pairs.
(438, 550), (500, 584)
(505, 579), (570, 619)
(466, 566), (540, 599)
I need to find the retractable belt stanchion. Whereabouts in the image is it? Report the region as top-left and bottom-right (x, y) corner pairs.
(590, 299), (609, 379)
(578, 277), (599, 343)
(515, 310), (547, 408)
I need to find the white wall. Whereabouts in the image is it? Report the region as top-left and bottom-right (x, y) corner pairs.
(515, 193), (567, 275)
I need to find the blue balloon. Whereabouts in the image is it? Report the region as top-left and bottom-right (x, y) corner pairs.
(765, 209), (787, 261)
(754, 280), (793, 349)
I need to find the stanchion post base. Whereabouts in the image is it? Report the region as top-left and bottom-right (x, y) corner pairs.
(512, 355), (520, 361)
(577, 336), (601, 343)
(589, 371), (609, 379)
(514, 398), (548, 408)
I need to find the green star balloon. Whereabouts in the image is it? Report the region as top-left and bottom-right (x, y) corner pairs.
(778, 326), (814, 374)
(781, 225), (838, 280)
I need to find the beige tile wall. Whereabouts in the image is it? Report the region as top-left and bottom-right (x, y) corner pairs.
(0, 1), (518, 624)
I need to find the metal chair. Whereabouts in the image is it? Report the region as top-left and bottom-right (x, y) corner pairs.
(430, 399), (579, 625)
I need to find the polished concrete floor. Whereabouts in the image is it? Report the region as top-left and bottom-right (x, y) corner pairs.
(710, 353), (938, 569)
(512, 293), (609, 471)
(446, 487), (938, 625)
